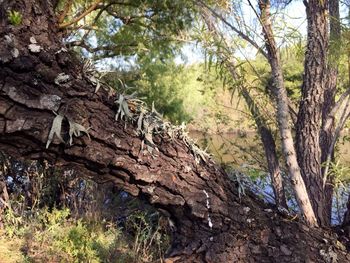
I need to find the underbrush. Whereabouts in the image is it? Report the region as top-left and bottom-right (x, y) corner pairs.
(0, 157), (171, 263)
(0, 205), (170, 263)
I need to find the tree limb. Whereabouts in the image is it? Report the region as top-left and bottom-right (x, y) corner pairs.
(196, 0), (268, 59)
(201, 8), (287, 209)
(323, 95), (350, 186)
(67, 40), (138, 54)
(325, 87), (350, 129)
(58, 0), (74, 23)
(59, 0), (103, 29)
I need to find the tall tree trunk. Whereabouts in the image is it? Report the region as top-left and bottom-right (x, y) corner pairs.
(200, 11), (287, 209)
(258, 0), (317, 226)
(240, 87), (287, 209)
(321, 0), (341, 226)
(296, 0), (329, 226)
(0, 0), (350, 261)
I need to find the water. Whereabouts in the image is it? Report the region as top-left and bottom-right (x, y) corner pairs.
(190, 131), (350, 225)
(191, 131), (350, 166)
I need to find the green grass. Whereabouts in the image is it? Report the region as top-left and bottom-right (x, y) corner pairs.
(0, 206), (170, 263)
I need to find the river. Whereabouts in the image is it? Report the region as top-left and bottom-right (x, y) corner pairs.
(191, 131), (350, 166)
(190, 131), (350, 224)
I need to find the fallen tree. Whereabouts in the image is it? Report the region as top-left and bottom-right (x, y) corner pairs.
(0, 0), (350, 262)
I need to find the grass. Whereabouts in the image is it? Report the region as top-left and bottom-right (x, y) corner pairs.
(0, 205), (170, 263)
(0, 157), (172, 263)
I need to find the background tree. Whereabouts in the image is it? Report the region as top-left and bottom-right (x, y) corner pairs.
(195, 0), (350, 227)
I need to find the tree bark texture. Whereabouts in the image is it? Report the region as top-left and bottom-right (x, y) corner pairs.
(258, 0), (317, 226)
(295, 0), (329, 226)
(321, 0), (341, 226)
(0, 0), (349, 262)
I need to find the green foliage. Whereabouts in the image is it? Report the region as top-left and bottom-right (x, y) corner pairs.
(282, 59), (303, 102)
(62, 0), (196, 63)
(0, 157), (170, 263)
(326, 161), (350, 188)
(3, 206), (24, 238)
(59, 219), (101, 261)
(2, 207), (113, 262)
(135, 60), (192, 123)
(58, 0), (221, 126)
(125, 211), (170, 262)
(107, 61), (219, 124)
(0, 205), (169, 263)
(7, 10), (22, 26)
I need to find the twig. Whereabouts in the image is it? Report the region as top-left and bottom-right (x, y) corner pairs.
(59, 0), (103, 29)
(323, 95), (350, 187)
(196, 0), (268, 59)
(325, 87), (350, 128)
(58, 0), (74, 23)
(0, 197), (10, 209)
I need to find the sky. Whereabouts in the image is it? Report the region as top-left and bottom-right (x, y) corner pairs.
(177, 0), (308, 65)
(99, 0), (349, 68)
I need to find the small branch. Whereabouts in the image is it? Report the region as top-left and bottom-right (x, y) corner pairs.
(247, 0), (263, 26)
(323, 95), (350, 187)
(78, 3), (112, 43)
(67, 40), (138, 52)
(105, 8), (156, 25)
(0, 197), (10, 209)
(59, 0), (103, 29)
(196, 0), (268, 59)
(65, 25), (101, 31)
(324, 87), (350, 131)
(58, 0), (74, 24)
(332, 88), (350, 115)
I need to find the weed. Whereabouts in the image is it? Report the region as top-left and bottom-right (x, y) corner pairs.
(7, 10), (22, 26)
(0, 157), (170, 262)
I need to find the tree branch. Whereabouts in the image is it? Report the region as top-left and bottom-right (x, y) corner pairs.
(59, 0), (103, 29)
(58, 0), (74, 23)
(201, 9), (287, 209)
(105, 8), (156, 25)
(258, 0), (317, 226)
(67, 40), (139, 54)
(323, 95), (350, 186)
(324, 87), (350, 131)
(196, 0), (268, 59)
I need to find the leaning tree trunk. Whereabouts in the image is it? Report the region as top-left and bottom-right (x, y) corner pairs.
(0, 0), (349, 262)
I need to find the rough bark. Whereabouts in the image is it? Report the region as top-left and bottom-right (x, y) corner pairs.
(295, 0), (329, 226)
(258, 0), (317, 226)
(0, 0), (350, 262)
